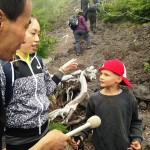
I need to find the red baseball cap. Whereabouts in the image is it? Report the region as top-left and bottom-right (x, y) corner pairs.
(98, 59), (132, 88)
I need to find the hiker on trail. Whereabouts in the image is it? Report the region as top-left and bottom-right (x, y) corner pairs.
(70, 11), (91, 56)
(1, 16), (78, 150)
(81, 0), (88, 21)
(87, 0), (101, 34)
(72, 59), (143, 150)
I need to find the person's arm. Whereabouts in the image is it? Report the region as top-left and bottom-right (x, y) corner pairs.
(128, 95), (143, 150)
(44, 58), (78, 95)
(52, 58), (78, 84)
(59, 58), (78, 74)
(52, 58), (78, 85)
(80, 16), (88, 30)
(130, 96), (143, 143)
(81, 0), (83, 10)
(29, 130), (70, 150)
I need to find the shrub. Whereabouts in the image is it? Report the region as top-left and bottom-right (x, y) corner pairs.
(49, 122), (68, 133)
(99, 0), (150, 23)
(37, 33), (58, 58)
(144, 62), (150, 73)
(31, 0), (74, 58)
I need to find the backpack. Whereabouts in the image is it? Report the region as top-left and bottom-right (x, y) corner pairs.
(88, 0), (96, 11)
(88, 0), (100, 11)
(0, 56), (43, 107)
(68, 15), (80, 30)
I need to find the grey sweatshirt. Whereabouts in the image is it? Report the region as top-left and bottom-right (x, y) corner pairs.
(80, 88), (142, 150)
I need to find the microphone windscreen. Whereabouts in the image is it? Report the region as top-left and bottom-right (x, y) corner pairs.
(87, 115), (101, 128)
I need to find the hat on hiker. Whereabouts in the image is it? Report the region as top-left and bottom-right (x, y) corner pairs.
(98, 59), (132, 88)
(75, 9), (79, 13)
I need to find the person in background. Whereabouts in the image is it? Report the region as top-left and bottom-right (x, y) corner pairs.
(0, 0), (71, 150)
(73, 59), (143, 150)
(73, 11), (91, 56)
(2, 16), (78, 150)
(87, 0), (101, 34)
(81, 0), (88, 21)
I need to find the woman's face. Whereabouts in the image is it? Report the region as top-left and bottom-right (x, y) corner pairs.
(20, 17), (40, 54)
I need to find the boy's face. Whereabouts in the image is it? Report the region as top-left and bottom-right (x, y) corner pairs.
(99, 69), (122, 88)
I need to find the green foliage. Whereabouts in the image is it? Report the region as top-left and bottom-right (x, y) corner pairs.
(31, 0), (74, 31)
(99, 0), (150, 23)
(37, 33), (58, 58)
(49, 122), (68, 134)
(144, 62), (150, 73)
(30, 0), (74, 58)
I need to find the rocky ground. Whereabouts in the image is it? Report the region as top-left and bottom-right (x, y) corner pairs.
(43, 0), (150, 149)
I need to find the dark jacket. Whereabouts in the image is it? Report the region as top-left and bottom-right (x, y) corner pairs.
(76, 15), (88, 30)
(81, 0), (88, 10)
(80, 89), (143, 150)
(0, 64), (6, 149)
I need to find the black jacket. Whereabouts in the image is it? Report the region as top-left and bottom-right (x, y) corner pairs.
(0, 64), (6, 149)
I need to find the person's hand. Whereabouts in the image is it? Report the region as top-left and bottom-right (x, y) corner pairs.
(127, 141), (141, 150)
(43, 130), (70, 150)
(71, 135), (84, 150)
(29, 129), (70, 150)
(59, 58), (78, 73)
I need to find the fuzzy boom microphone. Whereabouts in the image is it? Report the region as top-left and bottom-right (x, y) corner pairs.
(66, 115), (101, 137)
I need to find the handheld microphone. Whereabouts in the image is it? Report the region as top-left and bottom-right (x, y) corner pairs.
(66, 115), (101, 137)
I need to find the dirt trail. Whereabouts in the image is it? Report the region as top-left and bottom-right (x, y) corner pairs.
(44, 0), (150, 149)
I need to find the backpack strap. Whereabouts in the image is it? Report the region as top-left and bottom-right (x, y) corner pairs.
(77, 15), (85, 28)
(0, 61), (13, 107)
(77, 15), (81, 25)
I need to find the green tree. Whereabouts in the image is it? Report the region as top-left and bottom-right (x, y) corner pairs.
(99, 0), (150, 23)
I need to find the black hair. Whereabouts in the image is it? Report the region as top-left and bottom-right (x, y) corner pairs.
(0, 0), (26, 21)
(78, 11), (84, 16)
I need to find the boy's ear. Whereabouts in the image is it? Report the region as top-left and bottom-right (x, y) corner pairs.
(116, 76), (122, 84)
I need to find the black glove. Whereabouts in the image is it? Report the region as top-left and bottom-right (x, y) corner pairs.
(73, 135), (84, 150)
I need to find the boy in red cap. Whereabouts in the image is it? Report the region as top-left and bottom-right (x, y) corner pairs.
(73, 59), (143, 150)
